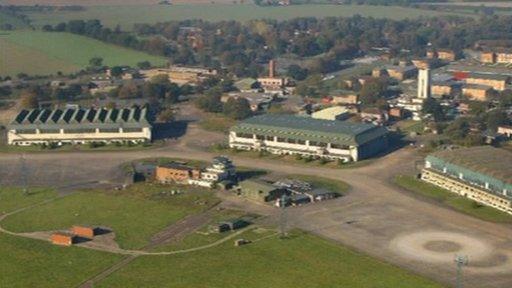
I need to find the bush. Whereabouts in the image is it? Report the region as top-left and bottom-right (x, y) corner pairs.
(303, 156), (313, 163)
(319, 158), (328, 165)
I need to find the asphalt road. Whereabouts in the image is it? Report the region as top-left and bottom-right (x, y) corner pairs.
(1, 145), (511, 287)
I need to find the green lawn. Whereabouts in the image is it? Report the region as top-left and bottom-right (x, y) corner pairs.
(0, 233), (122, 288)
(0, 31), (167, 77)
(98, 230), (444, 288)
(2, 183), (219, 249)
(24, 4), (466, 30)
(394, 175), (512, 223)
(199, 113), (236, 133)
(0, 187), (57, 214)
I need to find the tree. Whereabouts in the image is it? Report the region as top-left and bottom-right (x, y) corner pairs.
(195, 87), (223, 113)
(444, 118), (470, 140)
(359, 78), (387, 105)
(118, 82), (140, 99)
(157, 107), (175, 122)
(223, 97), (252, 120)
(422, 98), (444, 122)
(89, 57), (103, 68)
(137, 61), (151, 69)
(485, 109), (509, 132)
(20, 90), (39, 109)
(110, 66), (124, 78)
(287, 64), (308, 81)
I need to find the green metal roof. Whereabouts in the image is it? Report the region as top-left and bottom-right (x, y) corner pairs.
(231, 114), (388, 146)
(8, 107), (151, 130)
(427, 147), (512, 197)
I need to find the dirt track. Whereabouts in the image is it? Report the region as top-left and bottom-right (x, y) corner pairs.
(1, 144), (512, 287)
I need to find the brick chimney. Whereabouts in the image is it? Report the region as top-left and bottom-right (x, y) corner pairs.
(269, 60), (276, 78)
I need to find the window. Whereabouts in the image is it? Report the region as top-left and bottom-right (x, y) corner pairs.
(40, 129), (61, 134)
(17, 129), (37, 134)
(277, 137), (286, 142)
(265, 135), (274, 141)
(123, 128), (143, 133)
(65, 128), (96, 134)
(331, 144), (349, 150)
(99, 128), (119, 133)
(236, 133), (253, 139)
(255, 135), (265, 140)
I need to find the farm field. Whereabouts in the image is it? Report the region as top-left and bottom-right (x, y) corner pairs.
(98, 230), (445, 288)
(22, 4), (466, 30)
(0, 31), (168, 77)
(0, 233), (122, 288)
(1, 183), (219, 249)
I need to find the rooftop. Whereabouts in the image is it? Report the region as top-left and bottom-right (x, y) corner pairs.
(429, 146), (512, 185)
(8, 107), (150, 130)
(462, 84), (493, 90)
(231, 114), (388, 146)
(468, 72), (510, 81)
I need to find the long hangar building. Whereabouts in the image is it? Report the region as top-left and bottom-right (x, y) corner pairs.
(421, 146), (512, 214)
(229, 114), (388, 162)
(7, 107), (152, 146)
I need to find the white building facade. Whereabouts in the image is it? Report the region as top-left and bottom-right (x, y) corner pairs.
(229, 115), (388, 162)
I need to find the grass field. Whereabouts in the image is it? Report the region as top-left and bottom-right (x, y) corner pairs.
(199, 113), (237, 133)
(2, 183), (219, 249)
(98, 229), (444, 288)
(394, 175), (512, 223)
(23, 4), (466, 30)
(0, 31), (167, 77)
(0, 233), (122, 288)
(0, 187), (57, 214)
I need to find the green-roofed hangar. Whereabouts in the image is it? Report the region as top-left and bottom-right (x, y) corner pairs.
(7, 107), (152, 146)
(421, 146), (512, 214)
(229, 115), (388, 162)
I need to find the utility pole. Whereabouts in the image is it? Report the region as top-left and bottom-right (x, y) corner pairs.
(19, 154), (29, 195)
(455, 255), (468, 288)
(279, 194), (287, 238)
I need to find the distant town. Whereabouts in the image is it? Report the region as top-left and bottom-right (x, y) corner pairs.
(1, 1), (512, 288)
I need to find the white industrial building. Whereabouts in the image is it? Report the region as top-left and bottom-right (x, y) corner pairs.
(7, 107), (152, 146)
(229, 115), (388, 162)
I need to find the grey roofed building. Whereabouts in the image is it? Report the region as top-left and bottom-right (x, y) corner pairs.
(231, 114), (387, 147)
(7, 107), (152, 145)
(9, 107), (151, 131)
(427, 146), (512, 187)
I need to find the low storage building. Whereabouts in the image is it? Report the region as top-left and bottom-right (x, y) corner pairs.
(238, 179), (287, 203)
(71, 225), (96, 239)
(7, 107), (152, 146)
(51, 232), (77, 246)
(462, 84), (493, 101)
(155, 163), (201, 184)
(311, 106), (350, 121)
(229, 115), (388, 162)
(421, 146), (512, 214)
